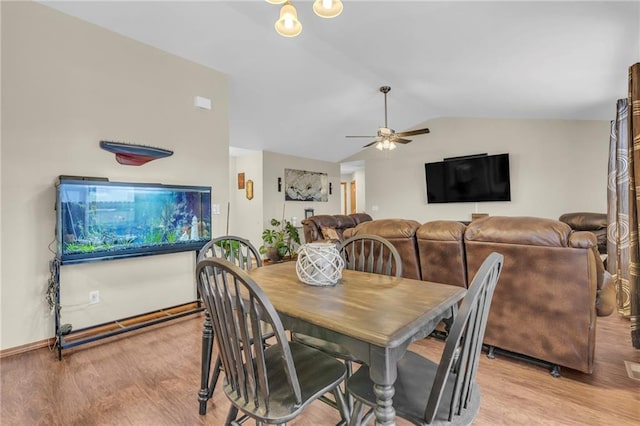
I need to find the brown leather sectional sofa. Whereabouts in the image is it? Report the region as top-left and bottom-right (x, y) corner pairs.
(337, 215), (615, 375)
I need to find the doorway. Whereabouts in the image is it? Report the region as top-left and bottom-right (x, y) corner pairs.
(350, 181), (356, 214)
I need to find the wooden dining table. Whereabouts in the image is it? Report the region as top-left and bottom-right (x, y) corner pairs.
(243, 261), (467, 426)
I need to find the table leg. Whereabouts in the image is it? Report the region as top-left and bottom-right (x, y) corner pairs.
(198, 311), (213, 415)
(373, 383), (395, 426)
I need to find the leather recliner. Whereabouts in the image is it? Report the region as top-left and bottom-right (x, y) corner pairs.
(559, 212), (607, 254)
(463, 216), (615, 374)
(301, 213), (372, 244)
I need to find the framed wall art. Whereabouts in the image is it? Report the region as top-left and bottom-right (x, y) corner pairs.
(284, 168), (328, 202)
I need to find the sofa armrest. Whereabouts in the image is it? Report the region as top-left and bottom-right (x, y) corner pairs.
(596, 271), (616, 316)
(569, 231), (614, 316)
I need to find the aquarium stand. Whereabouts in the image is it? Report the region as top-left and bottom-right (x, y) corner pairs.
(52, 258), (203, 360)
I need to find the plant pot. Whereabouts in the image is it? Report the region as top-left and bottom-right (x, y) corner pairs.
(266, 247), (283, 263)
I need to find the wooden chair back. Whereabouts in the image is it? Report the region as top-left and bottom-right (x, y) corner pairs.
(198, 235), (262, 269)
(424, 252), (503, 423)
(196, 258), (301, 411)
(339, 234), (403, 277)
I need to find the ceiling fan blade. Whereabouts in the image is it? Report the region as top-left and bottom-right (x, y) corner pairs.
(395, 128), (430, 137)
(346, 135), (377, 138)
(393, 138), (412, 144)
(362, 140), (379, 148)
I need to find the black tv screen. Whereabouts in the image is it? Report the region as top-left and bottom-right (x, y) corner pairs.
(425, 154), (511, 203)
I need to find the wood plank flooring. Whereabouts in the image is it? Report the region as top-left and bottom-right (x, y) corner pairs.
(1, 313), (638, 425)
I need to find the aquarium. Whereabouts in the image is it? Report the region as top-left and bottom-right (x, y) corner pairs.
(56, 177), (212, 264)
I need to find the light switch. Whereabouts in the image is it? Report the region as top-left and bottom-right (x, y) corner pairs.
(212, 203), (221, 215)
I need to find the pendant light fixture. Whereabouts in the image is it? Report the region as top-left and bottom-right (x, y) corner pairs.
(274, 1), (302, 38)
(313, 0), (343, 19)
(267, 0), (343, 38)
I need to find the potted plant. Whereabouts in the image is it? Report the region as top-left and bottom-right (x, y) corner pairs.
(259, 218), (301, 262)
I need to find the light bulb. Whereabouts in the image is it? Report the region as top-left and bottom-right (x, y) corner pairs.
(266, 0), (287, 4)
(389, 141), (397, 150)
(313, 0), (343, 18)
(275, 2), (302, 37)
(284, 15), (294, 29)
(376, 141), (384, 151)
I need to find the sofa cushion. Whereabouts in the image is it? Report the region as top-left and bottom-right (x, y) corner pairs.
(416, 221), (468, 288)
(321, 226), (341, 242)
(559, 212), (607, 231)
(344, 219), (421, 279)
(465, 216), (571, 247)
(350, 213), (373, 225)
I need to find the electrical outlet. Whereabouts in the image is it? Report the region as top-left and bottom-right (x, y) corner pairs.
(89, 290), (100, 304)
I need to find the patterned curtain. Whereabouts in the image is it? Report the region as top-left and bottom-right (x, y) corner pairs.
(630, 63), (640, 348)
(607, 99), (630, 317)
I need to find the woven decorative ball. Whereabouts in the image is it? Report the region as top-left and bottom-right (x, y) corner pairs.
(296, 242), (345, 286)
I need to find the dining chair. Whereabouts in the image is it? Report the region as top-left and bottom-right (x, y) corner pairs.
(197, 235), (262, 268)
(292, 234), (402, 416)
(345, 252), (503, 426)
(197, 235), (266, 415)
(339, 234), (403, 276)
(196, 257), (349, 425)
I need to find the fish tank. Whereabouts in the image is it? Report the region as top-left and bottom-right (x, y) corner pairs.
(56, 176), (212, 264)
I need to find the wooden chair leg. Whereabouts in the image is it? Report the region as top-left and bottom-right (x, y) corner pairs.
(348, 400), (364, 426)
(199, 312), (214, 415)
(224, 406), (238, 426)
(333, 386), (350, 424)
(345, 360), (354, 413)
(207, 355), (222, 397)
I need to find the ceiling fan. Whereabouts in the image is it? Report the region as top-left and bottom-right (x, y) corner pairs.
(346, 86), (430, 150)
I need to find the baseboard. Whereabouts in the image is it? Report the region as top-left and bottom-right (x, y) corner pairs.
(0, 338), (56, 359)
(1, 302), (203, 359)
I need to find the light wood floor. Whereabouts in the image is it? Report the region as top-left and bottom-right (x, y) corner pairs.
(1, 313), (639, 425)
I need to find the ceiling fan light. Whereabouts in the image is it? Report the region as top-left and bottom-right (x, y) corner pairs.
(275, 2), (302, 37)
(389, 141), (397, 150)
(375, 141), (384, 151)
(266, 0), (287, 4)
(313, 0), (343, 18)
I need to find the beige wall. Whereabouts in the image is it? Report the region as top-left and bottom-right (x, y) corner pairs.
(261, 151), (341, 243)
(229, 152), (264, 249)
(341, 117), (610, 222)
(1, 2), (229, 349)
(226, 151), (340, 249)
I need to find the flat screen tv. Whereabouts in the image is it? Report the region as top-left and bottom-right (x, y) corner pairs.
(56, 177), (212, 264)
(425, 153), (511, 203)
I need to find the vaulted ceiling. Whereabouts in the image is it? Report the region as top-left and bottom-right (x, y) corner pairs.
(41, 1), (640, 162)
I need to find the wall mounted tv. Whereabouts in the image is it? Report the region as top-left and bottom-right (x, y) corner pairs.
(56, 177), (212, 264)
(425, 153), (511, 203)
